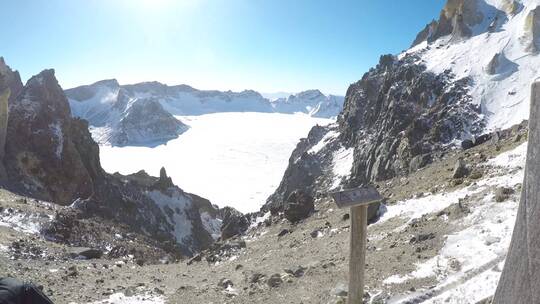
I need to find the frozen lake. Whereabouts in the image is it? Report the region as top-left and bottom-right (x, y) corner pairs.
(99, 112), (332, 213)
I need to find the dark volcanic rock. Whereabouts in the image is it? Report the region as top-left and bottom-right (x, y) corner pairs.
(154, 167), (174, 191)
(1, 63), (219, 257)
(340, 55), (482, 186)
(4, 69), (98, 204)
(0, 70), (10, 179)
(69, 247), (103, 259)
(264, 125), (327, 210)
(265, 54), (483, 212)
(219, 207), (249, 240)
(283, 190), (315, 223)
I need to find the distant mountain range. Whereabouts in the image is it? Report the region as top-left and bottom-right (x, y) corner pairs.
(65, 80), (344, 146)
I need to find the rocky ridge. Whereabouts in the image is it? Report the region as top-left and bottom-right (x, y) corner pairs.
(0, 61), (224, 259)
(66, 80), (344, 146)
(265, 53), (483, 212)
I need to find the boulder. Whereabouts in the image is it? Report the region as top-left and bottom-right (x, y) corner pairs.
(495, 187), (515, 202)
(284, 190), (315, 223)
(219, 207), (249, 240)
(452, 159), (470, 179)
(266, 274), (283, 288)
(217, 278), (233, 289)
(69, 247), (103, 259)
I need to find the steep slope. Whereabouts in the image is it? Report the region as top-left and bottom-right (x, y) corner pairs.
(409, 0), (540, 131)
(267, 0), (539, 209)
(0, 63), (222, 256)
(4, 69), (96, 204)
(66, 80), (343, 146)
(266, 54), (483, 208)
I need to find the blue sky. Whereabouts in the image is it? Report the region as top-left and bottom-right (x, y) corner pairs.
(0, 0), (445, 95)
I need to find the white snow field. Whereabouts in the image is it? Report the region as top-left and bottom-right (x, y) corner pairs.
(100, 112), (332, 213)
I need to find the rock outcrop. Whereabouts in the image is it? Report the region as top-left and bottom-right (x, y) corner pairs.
(485, 52), (517, 75)
(0, 61), (221, 257)
(412, 0), (499, 46)
(4, 69), (96, 204)
(219, 207), (250, 240)
(111, 98), (188, 147)
(522, 6), (540, 53)
(265, 54), (483, 219)
(502, 0), (522, 16)
(283, 190), (315, 223)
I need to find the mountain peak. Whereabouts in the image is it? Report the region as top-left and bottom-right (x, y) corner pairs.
(93, 78), (120, 88)
(412, 0), (491, 46)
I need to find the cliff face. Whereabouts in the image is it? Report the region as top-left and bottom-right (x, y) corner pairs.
(265, 54), (483, 209)
(0, 62), (221, 256)
(412, 0), (502, 46)
(0, 72), (9, 180)
(339, 55), (483, 186)
(4, 69), (97, 204)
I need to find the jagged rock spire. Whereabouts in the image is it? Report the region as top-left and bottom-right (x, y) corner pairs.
(412, 0), (486, 46)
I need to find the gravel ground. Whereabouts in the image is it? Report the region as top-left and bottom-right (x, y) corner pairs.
(0, 133), (526, 304)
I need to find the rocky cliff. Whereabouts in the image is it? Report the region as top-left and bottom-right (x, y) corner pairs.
(412, 0), (498, 46)
(4, 69), (96, 204)
(267, 0), (540, 213)
(0, 62), (222, 257)
(265, 53), (483, 213)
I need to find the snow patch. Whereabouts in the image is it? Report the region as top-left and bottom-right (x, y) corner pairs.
(146, 190), (193, 244)
(49, 122), (63, 159)
(88, 292), (164, 304)
(200, 212), (222, 240)
(0, 208), (51, 234)
(309, 130), (339, 154)
(331, 146), (354, 188)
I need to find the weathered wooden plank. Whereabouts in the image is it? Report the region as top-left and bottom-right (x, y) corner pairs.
(348, 205), (367, 304)
(330, 186), (382, 209)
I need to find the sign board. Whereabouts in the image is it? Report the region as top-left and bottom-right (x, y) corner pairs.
(330, 186), (382, 209)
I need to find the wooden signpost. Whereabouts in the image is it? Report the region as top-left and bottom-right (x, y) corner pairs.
(330, 186), (383, 304)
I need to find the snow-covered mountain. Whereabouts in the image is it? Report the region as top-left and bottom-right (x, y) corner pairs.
(66, 80), (343, 146)
(270, 90), (344, 118)
(407, 0), (540, 131)
(269, 0), (540, 208)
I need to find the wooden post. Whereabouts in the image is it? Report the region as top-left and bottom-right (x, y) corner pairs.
(330, 186), (382, 304)
(348, 205), (368, 304)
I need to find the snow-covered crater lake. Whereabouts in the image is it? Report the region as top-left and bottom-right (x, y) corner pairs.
(100, 112), (333, 213)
